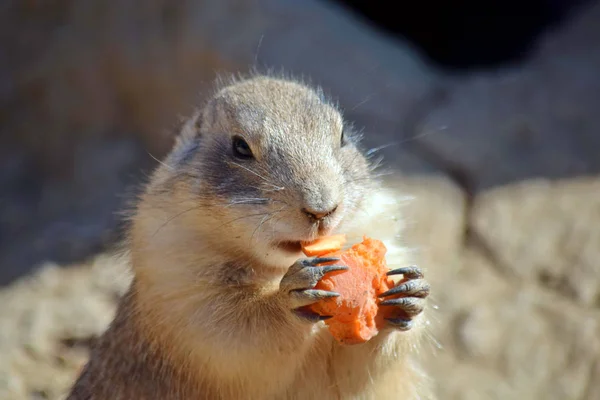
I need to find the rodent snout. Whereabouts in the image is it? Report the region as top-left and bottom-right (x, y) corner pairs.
(301, 205), (338, 222)
(298, 175), (343, 227)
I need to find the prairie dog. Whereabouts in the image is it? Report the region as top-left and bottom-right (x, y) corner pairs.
(67, 74), (434, 399)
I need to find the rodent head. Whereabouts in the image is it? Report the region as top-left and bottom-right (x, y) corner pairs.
(139, 75), (374, 268)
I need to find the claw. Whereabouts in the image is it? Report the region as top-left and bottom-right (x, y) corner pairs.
(318, 265), (349, 274)
(294, 309), (333, 322)
(293, 289), (340, 300)
(385, 317), (413, 331)
(281, 262), (347, 294)
(282, 257), (348, 320)
(378, 280), (430, 298)
(310, 257), (340, 266)
(386, 265), (423, 279)
(379, 297), (410, 307)
(379, 297), (424, 316)
(309, 264), (348, 285)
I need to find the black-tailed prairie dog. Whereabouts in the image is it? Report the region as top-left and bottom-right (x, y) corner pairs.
(67, 74), (434, 400)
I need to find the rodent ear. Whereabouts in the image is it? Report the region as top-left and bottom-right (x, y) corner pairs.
(174, 111), (201, 149)
(166, 112), (202, 167)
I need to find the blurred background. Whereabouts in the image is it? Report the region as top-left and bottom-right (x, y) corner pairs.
(1, 0), (599, 399)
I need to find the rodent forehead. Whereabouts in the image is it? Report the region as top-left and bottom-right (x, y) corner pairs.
(206, 78), (344, 158)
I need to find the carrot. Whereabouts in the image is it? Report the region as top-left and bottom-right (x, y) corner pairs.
(301, 234), (347, 257)
(302, 236), (395, 345)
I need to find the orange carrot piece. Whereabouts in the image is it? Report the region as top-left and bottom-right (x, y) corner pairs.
(301, 234), (347, 257)
(308, 236), (395, 345)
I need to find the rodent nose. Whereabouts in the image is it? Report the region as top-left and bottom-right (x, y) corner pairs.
(302, 205), (338, 221)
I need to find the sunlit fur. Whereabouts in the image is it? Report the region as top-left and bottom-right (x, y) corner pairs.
(67, 74), (434, 400)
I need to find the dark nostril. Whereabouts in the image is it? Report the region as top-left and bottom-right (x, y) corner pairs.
(302, 205), (338, 221)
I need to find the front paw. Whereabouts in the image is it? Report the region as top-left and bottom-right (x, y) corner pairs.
(378, 265), (430, 331)
(280, 257), (348, 322)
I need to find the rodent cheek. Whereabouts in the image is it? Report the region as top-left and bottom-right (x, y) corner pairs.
(339, 176), (368, 223)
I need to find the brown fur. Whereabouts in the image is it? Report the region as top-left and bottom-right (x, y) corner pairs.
(67, 73), (435, 400)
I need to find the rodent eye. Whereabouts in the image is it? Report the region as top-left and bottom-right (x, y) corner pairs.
(340, 128), (348, 147)
(232, 136), (253, 159)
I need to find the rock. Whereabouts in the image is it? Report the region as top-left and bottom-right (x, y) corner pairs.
(244, 0), (440, 172)
(5, 0), (598, 284)
(1, 0), (600, 399)
(423, 176), (600, 400)
(0, 0), (440, 283)
(471, 177), (600, 307)
(382, 175), (467, 291)
(0, 255), (130, 400)
(0, 137), (151, 285)
(1, 176), (600, 399)
(452, 284), (600, 400)
(414, 1), (600, 191)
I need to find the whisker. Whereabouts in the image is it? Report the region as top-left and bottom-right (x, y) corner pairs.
(251, 207), (284, 243)
(399, 128), (439, 143)
(229, 161), (284, 190)
(151, 204), (202, 238)
(267, 208), (292, 242)
(350, 92), (377, 111)
(254, 34), (264, 67)
(345, 175), (387, 186)
(361, 128), (443, 164)
(251, 214), (272, 243)
(218, 211), (276, 229)
(373, 171), (394, 179)
(148, 152), (175, 171)
(365, 142), (399, 157)
(226, 198), (290, 209)
(225, 198), (271, 207)
(262, 187), (285, 193)
(367, 155), (385, 172)
(349, 200), (372, 219)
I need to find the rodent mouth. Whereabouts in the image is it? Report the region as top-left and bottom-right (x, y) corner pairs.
(278, 241), (303, 253)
